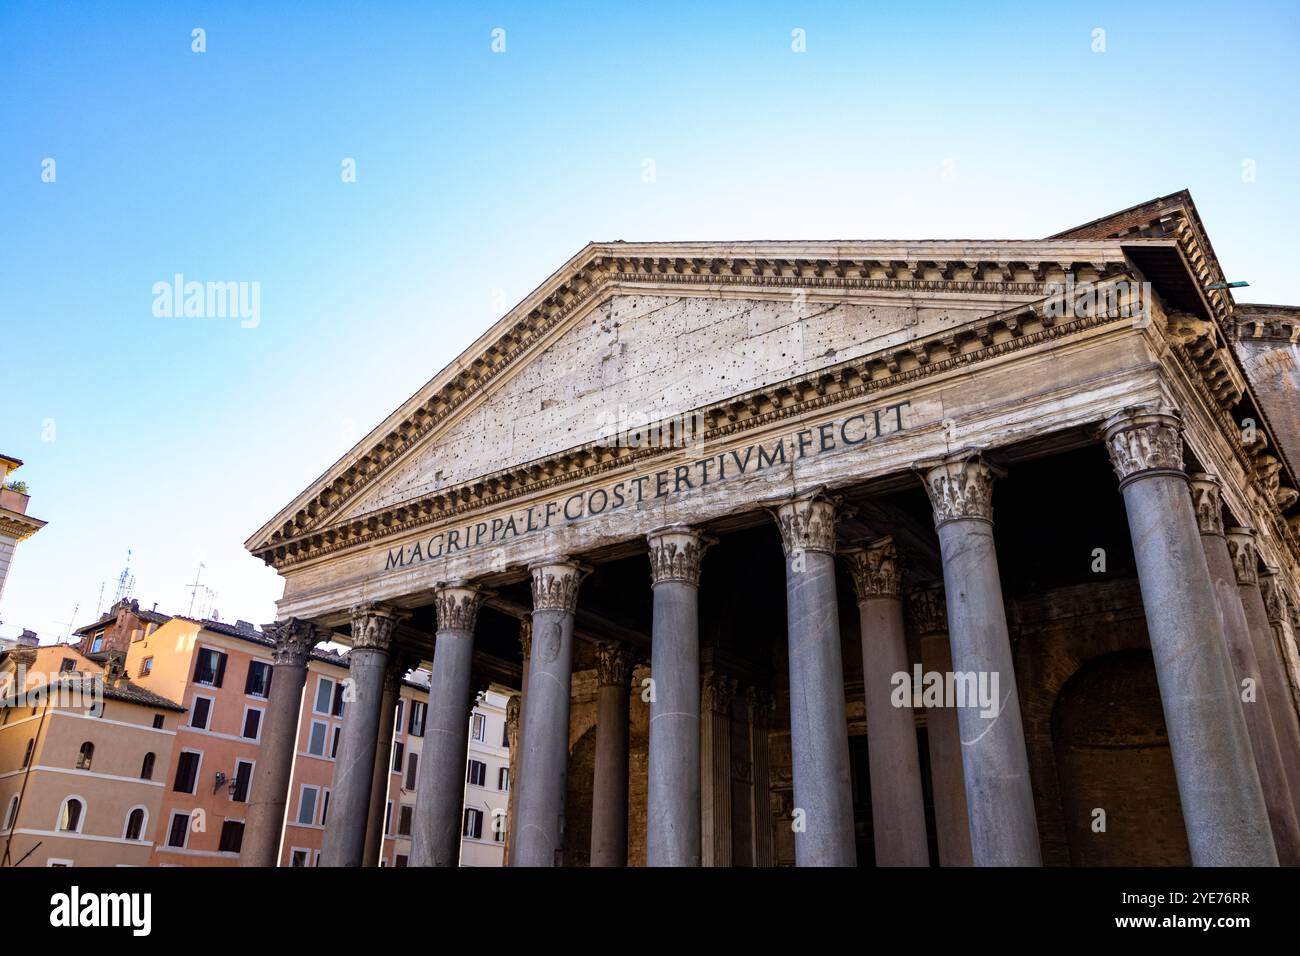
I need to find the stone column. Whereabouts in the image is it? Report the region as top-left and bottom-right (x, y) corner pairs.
(502, 692), (521, 866)
(909, 585), (973, 866)
(843, 537), (929, 866)
(1104, 406), (1275, 866)
(745, 687), (775, 866)
(511, 559), (588, 867)
(320, 604), (405, 867)
(918, 450), (1039, 866)
(590, 642), (632, 867)
(700, 670), (737, 867)
(241, 618), (320, 867)
(646, 525), (713, 867)
(502, 618), (532, 866)
(771, 492), (857, 867)
(410, 584), (488, 867)
(1190, 478), (1300, 862)
(1228, 530), (1300, 823)
(362, 655), (409, 867)
(1262, 573), (1300, 717)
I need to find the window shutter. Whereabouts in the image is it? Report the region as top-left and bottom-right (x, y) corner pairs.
(406, 753), (418, 790)
(213, 653), (227, 688)
(244, 666), (256, 695)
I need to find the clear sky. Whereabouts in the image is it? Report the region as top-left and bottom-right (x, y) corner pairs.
(2, 1), (1298, 641)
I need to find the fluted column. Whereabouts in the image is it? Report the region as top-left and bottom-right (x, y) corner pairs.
(700, 670), (737, 867)
(909, 585), (972, 866)
(646, 525), (713, 867)
(843, 537), (929, 866)
(512, 559), (589, 866)
(745, 687), (775, 866)
(363, 654), (410, 867)
(242, 618), (321, 867)
(1104, 406), (1275, 865)
(410, 584), (489, 867)
(321, 604), (406, 867)
(1190, 477), (1300, 862)
(919, 450), (1039, 866)
(771, 492), (856, 866)
(590, 642), (632, 867)
(1228, 529), (1300, 827)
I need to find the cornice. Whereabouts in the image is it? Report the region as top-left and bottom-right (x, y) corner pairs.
(255, 287), (1138, 571)
(248, 249), (1132, 556)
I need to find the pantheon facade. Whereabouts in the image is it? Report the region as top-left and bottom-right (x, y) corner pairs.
(242, 191), (1300, 867)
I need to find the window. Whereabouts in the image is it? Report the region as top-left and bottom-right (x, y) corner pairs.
(307, 721), (327, 756)
(124, 808), (147, 841)
(313, 677), (334, 715)
(502, 721), (510, 748)
(408, 700), (426, 738)
(244, 660), (272, 697)
(498, 767), (509, 792)
(21, 737), (34, 768)
(405, 752), (419, 790)
(219, 820), (244, 853)
(193, 648), (227, 687)
(173, 750), (201, 794)
(58, 797), (85, 833)
(391, 741), (404, 773)
(242, 708), (262, 741)
(290, 849), (309, 867)
(466, 759), (486, 787)
(462, 807), (483, 840)
(60, 657), (77, 673)
(76, 741), (94, 770)
(321, 790), (330, 827)
(398, 805), (413, 837)
(131, 628), (144, 642)
(90, 635), (104, 654)
(471, 713), (486, 741)
(190, 695), (213, 730)
(331, 726), (341, 759)
(167, 811), (190, 848)
(297, 785), (319, 825)
(141, 657), (154, 675)
(3, 795), (18, 830)
(385, 800), (393, 835)
(492, 812), (505, 842)
(395, 699), (405, 736)
(332, 681), (345, 718)
(395, 854), (408, 868)
(152, 714), (164, 729)
(232, 760), (253, 803)
(140, 752), (155, 780)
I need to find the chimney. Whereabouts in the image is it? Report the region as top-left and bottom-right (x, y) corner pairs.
(103, 651), (127, 686)
(17, 629), (38, 648)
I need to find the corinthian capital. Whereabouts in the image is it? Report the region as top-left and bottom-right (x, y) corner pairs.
(595, 642), (632, 687)
(905, 585), (948, 637)
(349, 603), (407, 652)
(1103, 404), (1185, 488)
(264, 618), (324, 666)
(842, 537), (901, 601)
(918, 450), (1002, 528)
(702, 671), (738, 714)
(529, 559), (590, 613)
(1225, 527), (1259, 587)
(1187, 473), (1225, 536)
(646, 525), (714, 586)
(432, 583), (490, 633)
(769, 490), (842, 556)
(1260, 568), (1287, 625)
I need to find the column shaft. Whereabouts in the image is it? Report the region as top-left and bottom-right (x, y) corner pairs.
(590, 643), (631, 867)
(320, 604), (404, 867)
(917, 618), (973, 866)
(411, 585), (487, 867)
(700, 672), (736, 866)
(1105, 408), (1275, 865)
(511, 560), (586, 866)
(920, 452), (1040, 866)
(772, 494), (856, 866)
(362, 663), (403, 867)
(746, 688), (775, 866)
(241, 619), (319, 867)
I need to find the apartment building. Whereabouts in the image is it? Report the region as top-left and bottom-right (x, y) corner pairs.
(460, 689), (510, 867)
(0, 643), (184, 867)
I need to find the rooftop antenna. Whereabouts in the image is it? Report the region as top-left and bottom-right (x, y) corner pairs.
(112, 550), (135, 603)
(93, 581), (105, 620)
(56, 603), (80, 641)
(187, 562), (206, 618)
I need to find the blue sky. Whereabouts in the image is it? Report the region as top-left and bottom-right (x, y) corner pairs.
(2, 1), (1298, 640)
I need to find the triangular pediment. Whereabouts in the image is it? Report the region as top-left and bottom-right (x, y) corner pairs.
(246, 237), (1142, 560)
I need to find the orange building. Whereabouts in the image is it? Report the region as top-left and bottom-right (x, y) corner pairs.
(0, 642), (184, 867)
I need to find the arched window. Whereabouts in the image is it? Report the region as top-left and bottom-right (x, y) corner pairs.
(21, 738), (34, 768)
(3, 795), (18, 830)
(123, 807), (147, 841)
(140, 752), (155, 780)
(76, 742), (94, 771)
(57, 797), (84, 833)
